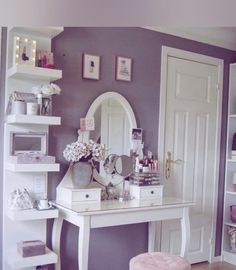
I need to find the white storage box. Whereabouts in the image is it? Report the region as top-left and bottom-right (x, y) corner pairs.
(59, 187), (101, 203)
(129, 185), (163, 201)
(9, 154), (55, 164)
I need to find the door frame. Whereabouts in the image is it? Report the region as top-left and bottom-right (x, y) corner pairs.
(158, 46), (224, 262)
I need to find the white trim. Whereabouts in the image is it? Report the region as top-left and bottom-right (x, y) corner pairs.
(210, 255), (222, 263)
(142, 27), (236, 51)
(84, 91), (137, 142)
(158, 46), (224, 262)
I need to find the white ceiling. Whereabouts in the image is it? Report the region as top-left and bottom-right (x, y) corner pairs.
(143, 27), (236, 51)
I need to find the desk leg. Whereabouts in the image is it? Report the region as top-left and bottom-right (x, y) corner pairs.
(78, 216), (91, 270)
(52, 216), (64, 270)
(180, 207), (190, 258)
(148, 221), (156, 252)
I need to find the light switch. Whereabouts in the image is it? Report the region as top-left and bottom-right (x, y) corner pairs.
(33, 175), (46, 194)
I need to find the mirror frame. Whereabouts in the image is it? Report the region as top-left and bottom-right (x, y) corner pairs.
(83, 91), (137, 143)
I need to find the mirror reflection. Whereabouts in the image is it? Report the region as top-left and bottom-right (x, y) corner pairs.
(85, 92), (137, 188)
(115, 155), (133, 177)
(89, 98), (131, 157)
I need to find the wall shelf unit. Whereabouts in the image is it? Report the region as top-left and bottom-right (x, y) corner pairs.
(7, 65), (62, 81)
(6, 247), (57, 269)
(7, 208), (59, 221)
(222, 63), (236, 265)
(7, 114), (61, 125)
(3, 27), (63, 269)
(6, 163), (60, 172)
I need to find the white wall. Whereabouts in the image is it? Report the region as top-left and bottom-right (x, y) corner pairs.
(0, 27), (6, 270)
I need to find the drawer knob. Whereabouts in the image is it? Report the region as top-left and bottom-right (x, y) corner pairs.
(150, 191), (154, 194)
(85, 194), (90, 198)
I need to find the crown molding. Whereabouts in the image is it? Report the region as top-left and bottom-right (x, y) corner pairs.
(143, 27), (236, 51)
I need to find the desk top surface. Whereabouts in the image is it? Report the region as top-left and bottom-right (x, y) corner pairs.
(52, 197), (194, 216)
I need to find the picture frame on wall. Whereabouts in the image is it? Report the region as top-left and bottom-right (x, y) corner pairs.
(131, 128), (143, 141)
(13, 36), (37, 66)
(116, 56), (132, 82)
(82, 53), (101, 80)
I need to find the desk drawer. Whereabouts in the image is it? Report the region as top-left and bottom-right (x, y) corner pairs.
(59, 187), (101, 203)
(130, 185), (163, 200)
(72, 189), (101, 202)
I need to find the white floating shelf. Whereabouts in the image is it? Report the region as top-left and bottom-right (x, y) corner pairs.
(7, 65), (62, 81)
(9, 27), (64, 39)
(224, 222), (236, 228)
(227, 159), (236, 162)
(6, 163), (60, 172)
(223, 250), (236, 265)
(6, 247), (57, 269)
(7, 114), (61, 125)
(226, 191), (236, 196)
(7, 208), (58, 221)
(229, 114), (236, 118)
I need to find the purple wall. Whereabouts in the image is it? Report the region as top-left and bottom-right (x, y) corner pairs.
(49, 27), (236, 269)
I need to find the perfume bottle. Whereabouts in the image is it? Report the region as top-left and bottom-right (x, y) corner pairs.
(37, 50), (42, 67)
(232, 133), (236, 159)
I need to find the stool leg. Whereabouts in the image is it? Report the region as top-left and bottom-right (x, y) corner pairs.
(148, 221), (156, 252)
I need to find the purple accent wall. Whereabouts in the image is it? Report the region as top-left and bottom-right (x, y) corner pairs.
(49, 27), (236, 269)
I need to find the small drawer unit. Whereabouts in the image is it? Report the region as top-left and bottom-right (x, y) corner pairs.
(129, 185), (163, 200)
(59, 187), (102, 203)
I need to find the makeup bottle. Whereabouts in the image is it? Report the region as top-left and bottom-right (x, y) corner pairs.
(37, 50), (42, 67)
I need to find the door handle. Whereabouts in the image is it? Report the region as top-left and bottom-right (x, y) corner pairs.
(165, 151), (182, 179)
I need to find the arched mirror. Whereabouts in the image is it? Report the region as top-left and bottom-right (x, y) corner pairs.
(84, 92), (137, 185)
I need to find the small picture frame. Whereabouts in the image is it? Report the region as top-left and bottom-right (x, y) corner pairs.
(82, 53), (100, 80)
(116, 56), (132, 82)
(13, 36), (36, 66)
(80, 117), (95, 131)
(131, 128), (143, 141)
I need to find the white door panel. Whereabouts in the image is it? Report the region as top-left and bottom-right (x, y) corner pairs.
(161, 55), (219, 263)
(99, 99), (131, 185)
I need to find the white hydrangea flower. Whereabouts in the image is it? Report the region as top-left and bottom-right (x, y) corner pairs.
(63, 139), (105, 163)
(31, 83), (62, 96)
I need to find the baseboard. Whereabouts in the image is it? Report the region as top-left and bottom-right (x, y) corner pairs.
(211, 255), (222, 263)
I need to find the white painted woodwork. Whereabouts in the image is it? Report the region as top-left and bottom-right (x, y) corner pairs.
(6, 163), (60, 172)
(3, 27), (62, 270)
(7, 114), (61, 125)
(9, 27), (64, 39)
(129, 185), (163, 200)
(52, 198), (193, 270)
(142, 27), (236, 51)
(58, 187), (101, 203)
(159, 47), (223, 263)
(7, 208), (59, 221)
(7, 65), (62, 81)
(222, 63), (236, 266)
(6, 247), (57, 269)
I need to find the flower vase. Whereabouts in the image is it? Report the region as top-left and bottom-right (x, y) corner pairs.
(71, 162), (93, 188)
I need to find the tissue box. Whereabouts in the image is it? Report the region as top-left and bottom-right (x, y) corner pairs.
(17, 240), (46, 257)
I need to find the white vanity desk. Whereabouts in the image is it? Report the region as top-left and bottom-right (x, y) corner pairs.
(51, 197), (193, 270)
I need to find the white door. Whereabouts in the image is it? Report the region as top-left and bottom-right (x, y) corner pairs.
(160, 48), (222, 263)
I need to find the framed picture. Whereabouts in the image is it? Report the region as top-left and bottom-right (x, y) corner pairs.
(82, 53), (100, 80)
(116, 56), (132, 82)
(131, 128), (143, 141)
(13, 36), (36, 66)
(80, 117), (95, 131)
